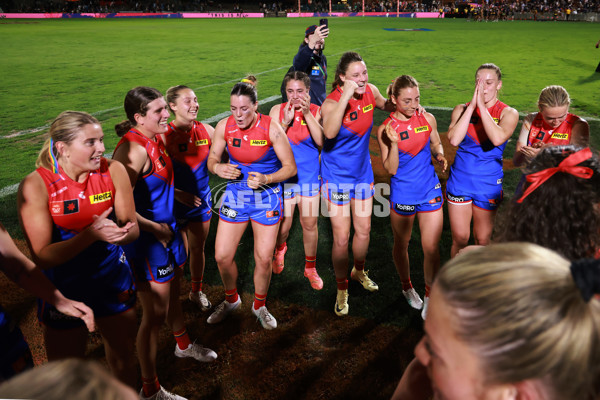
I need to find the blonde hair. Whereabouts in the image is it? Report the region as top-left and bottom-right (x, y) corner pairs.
(0, 359), (132, 399)
(36, 111), (99, 170)
(165, 84), (191, 114)
(537, 85), (570, 110)
(437, 243), (600, 400)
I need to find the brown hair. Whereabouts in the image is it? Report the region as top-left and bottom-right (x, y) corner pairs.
(331, 51), (364, 91)
(115, 86), (163, 137)
(165, 85), (191, 114)
(230, 75), (258, 104)
(386, 75), (419, 101)
(282, 71), (311, 91)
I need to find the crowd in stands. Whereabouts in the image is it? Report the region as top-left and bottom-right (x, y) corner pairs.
(2, 0), (600, 15)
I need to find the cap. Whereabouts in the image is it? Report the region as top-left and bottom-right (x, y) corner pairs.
(305, 25), (317, 37)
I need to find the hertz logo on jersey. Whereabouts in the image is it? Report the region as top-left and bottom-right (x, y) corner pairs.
(250, 140), (267, 146)
(492, 117), (500, 124)
(362, 104), (374, 113)
(195, 139), (209, 146)
(550, 132), (568, 140)
(301, 120), (307, 126)
(414, 126), (430, 134)
(89, 191), (113, 204)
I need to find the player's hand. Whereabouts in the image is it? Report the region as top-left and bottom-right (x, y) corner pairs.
(54, 297), (96, 332)
(153, 222), (174, 248)
(247, 172), (269, 189)
(341, 80), (359, 99)
(435, 153), (448, 172)
(175, 189), (202, 208)
(91, 207), (134, 244)
(214, 163), (241, 180)
(384, 121), (399, 143)
(282, 101), (295, 128)
(300, 93), (311, 116)
(468, 80), (480, 111)
(475, 79), (486, 109)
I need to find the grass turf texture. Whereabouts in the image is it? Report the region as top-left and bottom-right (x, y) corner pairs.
(1, 17), (600, 398)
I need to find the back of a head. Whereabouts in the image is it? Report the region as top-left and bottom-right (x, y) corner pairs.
(494, 145), (600, 260)
(437, 243), (600, 400)
(230, 75), (258, 104)
(0, 359), (136, 400)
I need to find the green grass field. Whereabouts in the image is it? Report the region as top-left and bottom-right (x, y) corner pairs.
(1, 17), (600, 327)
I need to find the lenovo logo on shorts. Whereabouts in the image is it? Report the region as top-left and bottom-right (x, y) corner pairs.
(331, 192), (350, 201)
(157, 265), (174, 277)
(221, 205), (238, 219)
(447, 193), (466, 203)
(395, 203), (415, 212)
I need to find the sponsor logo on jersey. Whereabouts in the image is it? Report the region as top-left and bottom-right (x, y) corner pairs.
(157, 264), (174, 278)
(221, 205), (238, 219)
(250, 140), (267, 146)
(349, 111), (358, 121)
(550, 132), (568, 140)
(63, 199), (79, 214)
(232, 138), (242, 148)
(331, 192), (350, 201)
(496, 178), (503, 184)
(301, 119), (307, 126)
(399, 130), (410, 141)
(493, 117), (500, 124)
(447, 193), (466, 203)
(536, 131), (546, 141)
(155, 156), (166, 172)
(89, 191), (112, 204)
(395, 203), (416, 212)
(414, 125), (429, 134)
(435, 183), (441, 189)
(266, 210), (280, 218)
(196, 139), (209, 146)
(362, 104), (374, 113)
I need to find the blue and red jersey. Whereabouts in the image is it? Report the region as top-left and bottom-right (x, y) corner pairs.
(164, 121), (213, 220)
(527, 112), (580, 146)
(279, 103), (321, 187)
(321, 85), (375, 186)
(448, 100), (509, 195)
(36, 158), (135, 325)
(384, 112), (441, 204)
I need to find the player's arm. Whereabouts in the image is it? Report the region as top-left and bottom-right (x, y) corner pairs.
(112, 140), (172, 246)
(513, 113), (536, 167)
(478, 104), (519, 147)
(377, 121), (399, 175)
(425, 112), (447, 172)
(107, 159), (139, 245)
(322, 81), (356, 139)
(208, 118), (241, 180)
(247, 121), (297, 189)
(571, 118), (590, 147)
(447, 104), (472, 147)
(0, 222), (95, 332)
(303, 102), (324, 147)
(371, 83), (395, 112)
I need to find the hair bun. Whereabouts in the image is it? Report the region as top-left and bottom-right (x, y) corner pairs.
(570, 258), (600, 302)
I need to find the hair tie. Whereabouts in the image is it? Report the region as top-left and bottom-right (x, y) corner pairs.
(241, 78), (253, 84)
(570, 259), (600, 302)
(48, 138), (60, 173)
(517, 148), (594, 203)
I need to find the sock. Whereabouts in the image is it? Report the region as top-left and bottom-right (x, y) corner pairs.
(142, 376), (160, 397)
(253, 292), (267, 310)
(305, 256), (316, 271)
(225, 288), (239, 303)
(424, 285), (431, 298)
(173, 328), (191, 350)
(276, 242), (287, 253)
(401, 279), (413, 291)
(191, 279), (202, 293)
(354, 260), (366, 271)
(336, 278), (348, 291)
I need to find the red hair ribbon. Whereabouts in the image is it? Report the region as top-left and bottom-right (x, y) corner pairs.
(517, 148), (594, 203)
